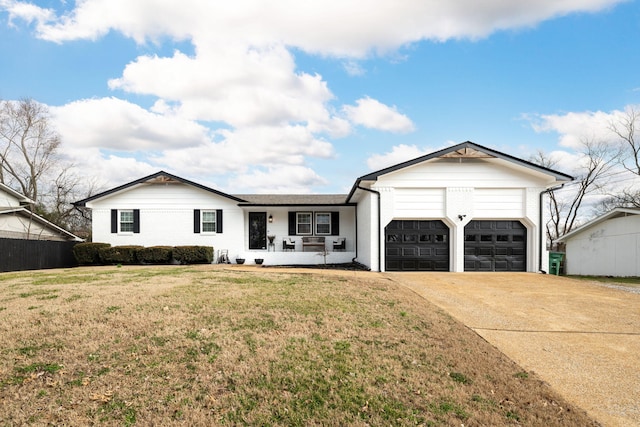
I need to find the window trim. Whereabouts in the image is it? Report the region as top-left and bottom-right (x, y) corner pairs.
(296, 212), (313, 235)
(315, 212), (332, 235)
(119, 209), (134, 233)
(201, 210), (217, 233)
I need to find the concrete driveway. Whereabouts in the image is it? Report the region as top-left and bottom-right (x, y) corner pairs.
(388, 272), (640, 427)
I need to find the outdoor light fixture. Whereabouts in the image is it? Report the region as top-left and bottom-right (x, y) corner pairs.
(268, 214), (273, 223)
(458, 214), (466, 221)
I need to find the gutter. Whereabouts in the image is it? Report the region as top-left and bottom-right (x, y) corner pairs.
(538, 184), (565, 272)
(357, 185), (381, 271)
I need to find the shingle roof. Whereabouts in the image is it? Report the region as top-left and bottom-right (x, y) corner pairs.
(235, 194), (350, 206)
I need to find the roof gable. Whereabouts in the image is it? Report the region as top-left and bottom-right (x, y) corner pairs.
(347, 141), (573, 201)
(358, 141), (573, 182)
(557, 207), (640, 242)
(0, 182), (34, 207)
(0, 207), (83, 241)
(73, 171), (247, 206)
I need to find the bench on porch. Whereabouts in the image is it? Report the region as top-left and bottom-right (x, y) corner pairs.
(302, 236), (325, 252)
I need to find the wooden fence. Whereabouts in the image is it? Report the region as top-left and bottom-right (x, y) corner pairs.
(0, 238), (78, 273)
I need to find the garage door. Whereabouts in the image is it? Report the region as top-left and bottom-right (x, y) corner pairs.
(385, 220), (449, 271)
(464, 220), (526, 271)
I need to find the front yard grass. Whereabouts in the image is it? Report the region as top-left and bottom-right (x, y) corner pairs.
(0, 266), (597, 426)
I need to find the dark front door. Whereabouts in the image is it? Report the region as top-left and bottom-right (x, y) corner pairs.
(385, 220), (450, 271)
(249, 212), (267, 250)
(464, 220), (526, 271)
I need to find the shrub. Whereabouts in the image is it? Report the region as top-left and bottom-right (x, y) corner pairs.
(137, 246), (173, 264)
(73, 242), (111, 265)
(172, 246), (213, 264)
(98, 246), (143, 265)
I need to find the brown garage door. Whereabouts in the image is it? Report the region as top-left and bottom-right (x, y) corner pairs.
(385, 220), (449, 271)
(464, 220), (526, 271)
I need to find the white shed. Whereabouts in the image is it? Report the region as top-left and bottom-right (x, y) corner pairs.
(557, 208), (640, 277)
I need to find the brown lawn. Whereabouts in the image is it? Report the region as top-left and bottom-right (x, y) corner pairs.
(0, 265), (597, 426)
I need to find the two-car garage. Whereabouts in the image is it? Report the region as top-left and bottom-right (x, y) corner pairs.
(385, 220), (526, 272)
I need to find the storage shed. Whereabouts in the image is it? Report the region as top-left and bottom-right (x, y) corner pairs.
(557, 208), (640, 277)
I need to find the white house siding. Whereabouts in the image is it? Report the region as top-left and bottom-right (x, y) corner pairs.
(370, 158), (550, 272)
(354, 190), (377, 271)
(564, 215), (640, 277)
(473, 189), (524, 218)
(88, 183), (245, 258)
(0, 191), (21, 208)
(235, 206), (357, 266)
(0, 213), (67, 241)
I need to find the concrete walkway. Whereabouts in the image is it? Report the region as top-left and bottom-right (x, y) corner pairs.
(388, 272), (640, 427)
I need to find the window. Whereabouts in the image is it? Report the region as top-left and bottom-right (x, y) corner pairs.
(315, 212), (331, 235)
(297, 212), (312, 235)
(202, 210), (217, 233)
(289, 211), (339, 236)
(111, 209), (139, 234)
(120, 210), (134, 232)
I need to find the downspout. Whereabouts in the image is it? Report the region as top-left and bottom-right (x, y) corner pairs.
(357, 185), (381, 271)
(539, 184), (565, 272)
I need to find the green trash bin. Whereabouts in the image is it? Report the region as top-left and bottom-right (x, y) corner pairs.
(549, 252), (564, 275)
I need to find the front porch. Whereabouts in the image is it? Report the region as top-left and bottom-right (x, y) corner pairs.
(228, 249), (356, 266)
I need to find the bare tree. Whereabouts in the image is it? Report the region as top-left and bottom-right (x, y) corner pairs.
(532, 138), (619, 246)
(610, 106), (640, 176)
(596, 107), (640, 211)
(39, 168), (100, 238)
(0, 98), (61, 202)
(0, 98), (99, 236)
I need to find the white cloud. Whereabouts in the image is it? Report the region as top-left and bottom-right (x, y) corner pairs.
(366, 144), (433, 171)
(2, 0), (627, 191)
(231, 166), (329, 194)
(50, 97), (210, 150)
(5, 0), (624, 54)
(527, 105), (640, 151)
(343, 97), (415, 133)
(342, 60), (366, 76)
(108, 45), (343, 133)
(528, 110), (625, 149)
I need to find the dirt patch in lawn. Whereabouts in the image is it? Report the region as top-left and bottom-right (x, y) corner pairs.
(0, 265), (598, 426)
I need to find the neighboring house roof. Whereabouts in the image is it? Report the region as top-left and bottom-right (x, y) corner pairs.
(236, 194), (352, 206)
(0, 207), (83, 241)
(556, 207), (640, 242)
(347, 141), (574, 201)
(0, 182), (35, 205)
(73, 171), (248, 206)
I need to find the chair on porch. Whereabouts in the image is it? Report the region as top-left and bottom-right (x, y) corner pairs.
(333, 238), (346, 251)
(283, 238), (296, 251)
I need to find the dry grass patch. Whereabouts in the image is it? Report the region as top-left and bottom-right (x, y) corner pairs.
(0, 265), (596, 426)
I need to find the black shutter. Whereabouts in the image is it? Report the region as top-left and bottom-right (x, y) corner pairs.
(133, 209), (140, 234)
(111, 209), (117, 233)
(331, 212), (340, 236)
(194, 209), (200, 233)
(288, 211), (296, 235)
(216, 209), (223, 233)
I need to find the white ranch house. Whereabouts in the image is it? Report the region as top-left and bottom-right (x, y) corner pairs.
(74, 141), (572, 272)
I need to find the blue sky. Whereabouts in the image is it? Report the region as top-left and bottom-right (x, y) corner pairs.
(0, 0), (638, 195)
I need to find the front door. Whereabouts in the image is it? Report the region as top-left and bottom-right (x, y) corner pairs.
(249, 212), (267, 250)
